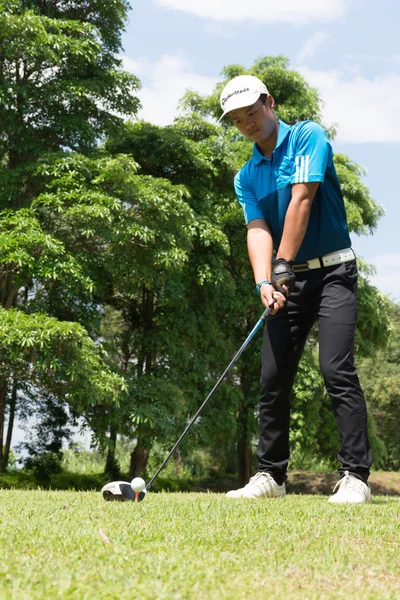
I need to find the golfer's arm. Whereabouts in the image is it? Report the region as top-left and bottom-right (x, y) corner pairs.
(247, 219), (274, 282)
(276, 182), (319, 261)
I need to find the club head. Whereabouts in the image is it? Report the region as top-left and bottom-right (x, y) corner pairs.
(101, 481), (147, 502)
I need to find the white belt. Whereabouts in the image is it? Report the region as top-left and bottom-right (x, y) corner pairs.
(292, 248), (355, 273)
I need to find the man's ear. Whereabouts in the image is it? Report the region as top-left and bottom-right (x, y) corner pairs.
(268, 95), (275, 110)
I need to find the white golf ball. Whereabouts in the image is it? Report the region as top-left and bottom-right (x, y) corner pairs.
(131, 477), (146, 492)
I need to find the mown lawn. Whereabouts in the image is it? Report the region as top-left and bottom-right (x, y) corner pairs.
(0, 489), (399, 599)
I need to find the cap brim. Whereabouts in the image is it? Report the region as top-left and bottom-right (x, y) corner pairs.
(218, 111), (229, 124)
(218, 91), (264, 124)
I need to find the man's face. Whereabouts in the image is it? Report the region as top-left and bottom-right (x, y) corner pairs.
(229, 97), (276, 144)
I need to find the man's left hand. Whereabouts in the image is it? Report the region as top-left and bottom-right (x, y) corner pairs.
(271, 258), (296, 296)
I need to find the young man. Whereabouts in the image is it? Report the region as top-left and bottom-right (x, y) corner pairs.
(220, 74), (372, 504)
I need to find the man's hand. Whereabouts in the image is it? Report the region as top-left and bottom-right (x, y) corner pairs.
(259, 282), (287, 315)
(271, 258), (296, 296)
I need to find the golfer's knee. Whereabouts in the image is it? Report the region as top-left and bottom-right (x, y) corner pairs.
(319, 356), (356, 390)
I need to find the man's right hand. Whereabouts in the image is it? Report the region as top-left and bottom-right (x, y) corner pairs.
(259, 282), (287, 315)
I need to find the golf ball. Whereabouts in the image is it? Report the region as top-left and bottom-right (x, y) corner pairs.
(131, 477), (146, 492)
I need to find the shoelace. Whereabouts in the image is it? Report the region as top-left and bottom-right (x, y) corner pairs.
(332, 470), (366, 495)
(246, 472), (274, 489)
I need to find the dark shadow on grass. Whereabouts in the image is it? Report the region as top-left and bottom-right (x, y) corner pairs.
(370, 498), (400, 505)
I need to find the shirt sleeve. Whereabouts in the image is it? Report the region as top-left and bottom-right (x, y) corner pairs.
(290, 121), (333, 185)
(234, 170), (265, 225)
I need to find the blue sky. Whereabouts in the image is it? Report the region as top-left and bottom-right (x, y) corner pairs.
(120, 0), (400, 301)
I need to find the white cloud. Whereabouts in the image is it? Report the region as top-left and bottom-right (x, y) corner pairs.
(154, 0), (347, 24)
(344, 54), (400, 63)
(121, 54), (219, 126)
(204, 21), (233, 37)
(298, 66), (400, 143)
(122, 56), (148, 77)
(297, 32), (331, 64)
(367, 254), (400, 302)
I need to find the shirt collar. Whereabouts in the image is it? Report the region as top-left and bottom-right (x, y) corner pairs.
(251, 120), (291, 164)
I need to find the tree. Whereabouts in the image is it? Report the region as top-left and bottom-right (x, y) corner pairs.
(45, 151), (201, 476)
(0, 0), (140, 470)
(0, 145), (203, 471)
(358, 304), (400, 469)
(0, 307), (125, 470)
(0, 0), (139, 170)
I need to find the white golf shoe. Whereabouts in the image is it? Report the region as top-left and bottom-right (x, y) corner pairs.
(226, 472), (286, 499)
(328, 471), (372, 504)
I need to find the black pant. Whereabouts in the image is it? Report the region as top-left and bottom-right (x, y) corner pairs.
(257, 260), (372, 484)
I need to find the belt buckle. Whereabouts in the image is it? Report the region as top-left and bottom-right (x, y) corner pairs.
(293, 261), (309, 273)
(307, 257), (323, 270)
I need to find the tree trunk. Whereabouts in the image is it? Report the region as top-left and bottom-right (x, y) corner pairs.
(129, 445), (149, 478)
(1, 274), (18, 309)
(3, 288), (18, 310)
(129, 289), (155, 478)
(3, 380), (17, 471)
(174, 447), (184, 475)
(142, 286), (156, 375)
(104, 426), (119, 478)
(0, 382), (8, 473)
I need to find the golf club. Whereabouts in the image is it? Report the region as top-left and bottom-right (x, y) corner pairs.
(102, 302), (275, 502)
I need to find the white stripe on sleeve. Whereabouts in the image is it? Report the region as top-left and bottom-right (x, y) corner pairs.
(300, 156), (305, 182)
(295, 156), (300, 183)
(295, 154), (310, 182)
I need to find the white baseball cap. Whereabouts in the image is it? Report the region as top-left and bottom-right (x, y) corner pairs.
(218, 75), (269, 123)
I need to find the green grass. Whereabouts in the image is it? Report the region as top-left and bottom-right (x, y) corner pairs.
(0, 490), (399, 600)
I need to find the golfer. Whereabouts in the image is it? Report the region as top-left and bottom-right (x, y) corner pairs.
(220, 75), (372, 503)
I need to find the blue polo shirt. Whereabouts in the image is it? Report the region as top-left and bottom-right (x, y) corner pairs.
(234, 120), (351, 263)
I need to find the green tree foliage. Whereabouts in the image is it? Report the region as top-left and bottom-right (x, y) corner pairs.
(105, 119), (255, 478)
(0, 308), (123, 402)
(0, 307), (125, 470)
(358, 305), (400, 469)
(0, 206), (93, 310)
(0, 0), (139, 471)
(334, 155), (384, 236)
(30, 152), (196, 299)
(0, 147), (199, 471)
(34, 151), (200, 476)
(0, 0), (139, 169)
(18, 388), (74, 483)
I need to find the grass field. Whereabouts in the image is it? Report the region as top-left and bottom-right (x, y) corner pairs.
(1, 488), (400, 599)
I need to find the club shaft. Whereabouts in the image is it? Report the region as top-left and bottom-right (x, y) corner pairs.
(146, 305), (273, 489)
